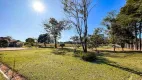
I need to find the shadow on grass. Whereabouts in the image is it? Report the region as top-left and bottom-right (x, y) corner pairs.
(100, 50), (142, 54)
(94, 57), (142, 76)
(98, 50), (142, 58)
(40, 47), (142, 76)
(39, 47), (54, 48)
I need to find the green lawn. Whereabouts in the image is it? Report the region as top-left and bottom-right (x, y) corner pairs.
(101, 51), (142, 73)
(0, 48), (141, 80)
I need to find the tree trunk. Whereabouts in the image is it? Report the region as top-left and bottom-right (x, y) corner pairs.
(131, 40), (134, 50)
(128, 43), (130, 49)
(135, 23), (138, 50)
(139, 24), (141, 51)
(54, 37), (57, 48)
(122, 47), (124, 51)
(113, 45), (116, 52)
(140, 33), (141, 51)
(44, 42), (46, 47)
(83, 2), (88, 53)
(84, 31), (87, 52)
(79, 35), (84, 51)
(84, 21), (87, 53)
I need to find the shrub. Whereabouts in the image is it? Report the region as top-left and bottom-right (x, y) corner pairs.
(77, 45), (80, 48)
(82, 53), (97, 62)
(0, 40), (9, 47)
(38, 45), (42, 48)
(24, 42), (32, 47)
(24, 42), (34, 47)
(16, 42), (23, 47)
(60, 43), (65, 48)
(73, 50), (83, 57)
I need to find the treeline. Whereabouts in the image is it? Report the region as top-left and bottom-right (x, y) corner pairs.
(102, 0), (142, 51)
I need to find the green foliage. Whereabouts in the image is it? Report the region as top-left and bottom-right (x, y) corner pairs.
(82, 53), (97, 62)
(73, 50), (97, 62)
(16, 41), (24, 47)
(38, 34), (51, 43)
(62, 0), (95, 52)
(70, 36), (81, 48)
(70, 36), (80, 43)
(24, 42), (33, 47)
(0, 39), (9, 47)
(60, 43), (65, 48)
(115, 0), (142, 51)
(26, 38), (35, 43)
(44, 18), (69, 48)
(102, 10), (136, 51)
(102, 11), (118, 48)
(88, 28), (104, 50)
(25, 38), (35, 47)
(38, 33), (53, 47)
(73, 51), (83, 57)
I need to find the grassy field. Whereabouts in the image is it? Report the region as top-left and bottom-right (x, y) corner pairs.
(0, 48), (141, 80)
(0, 74), (5, 80)
(101, 51), (142, 73)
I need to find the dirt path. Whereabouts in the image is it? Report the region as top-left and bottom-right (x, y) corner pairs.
(0, 48), (26, 51)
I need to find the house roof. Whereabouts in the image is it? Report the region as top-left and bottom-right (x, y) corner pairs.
(0, 37), (10, 41)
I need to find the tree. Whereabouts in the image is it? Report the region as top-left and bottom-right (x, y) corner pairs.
(0, 39), (9, 47)
(70, 36), (80, 48)
(118, 0), (142, 51)
(102, 10), (135, 51)
(16, 41), (24, 47)
(102, 11), (118, 51)
(38, 33), (51, 47)
(88, 28), (104, 50)
(115, 26), (134, 51)
(62, 0), (96, 52)
(44, 18), (69, 48)
(25, 38), (35, 46)
(70, 36), (80, 44)
(60, 43), (65, 49)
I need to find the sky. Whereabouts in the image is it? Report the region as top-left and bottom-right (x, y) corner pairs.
(0, 0), (126, 42)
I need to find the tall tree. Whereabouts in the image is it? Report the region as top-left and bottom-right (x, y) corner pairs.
(62, 0), (96, 52)
(44, 18), (69, 48)
(70, 35), (80, 48)
(25, 38), (35, 46)
(102, 11), (118, 51)
(118, 0), (142, 51)
(70, 36), (80, 44)
(38, 33), (51, 47)
(88, 28), (104, 50)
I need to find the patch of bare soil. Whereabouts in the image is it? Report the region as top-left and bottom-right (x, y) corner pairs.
(0, 48), (26, 51)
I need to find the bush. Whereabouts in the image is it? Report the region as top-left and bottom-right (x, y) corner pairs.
(24, 42), (34, 47)
(0, 40), (9, 47)
(73, 50), (83, 57)
(60, 43), (65, 48)
(82, 53), (97, 62)
(16, 42), (23, 47)
(38, 45), (42, 48)
(77, 45), (80, 48)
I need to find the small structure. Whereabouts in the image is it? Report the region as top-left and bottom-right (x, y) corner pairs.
(0, 37), (23, 47)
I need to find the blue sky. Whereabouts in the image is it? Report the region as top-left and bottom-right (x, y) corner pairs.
(0, 0), (126, 42)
